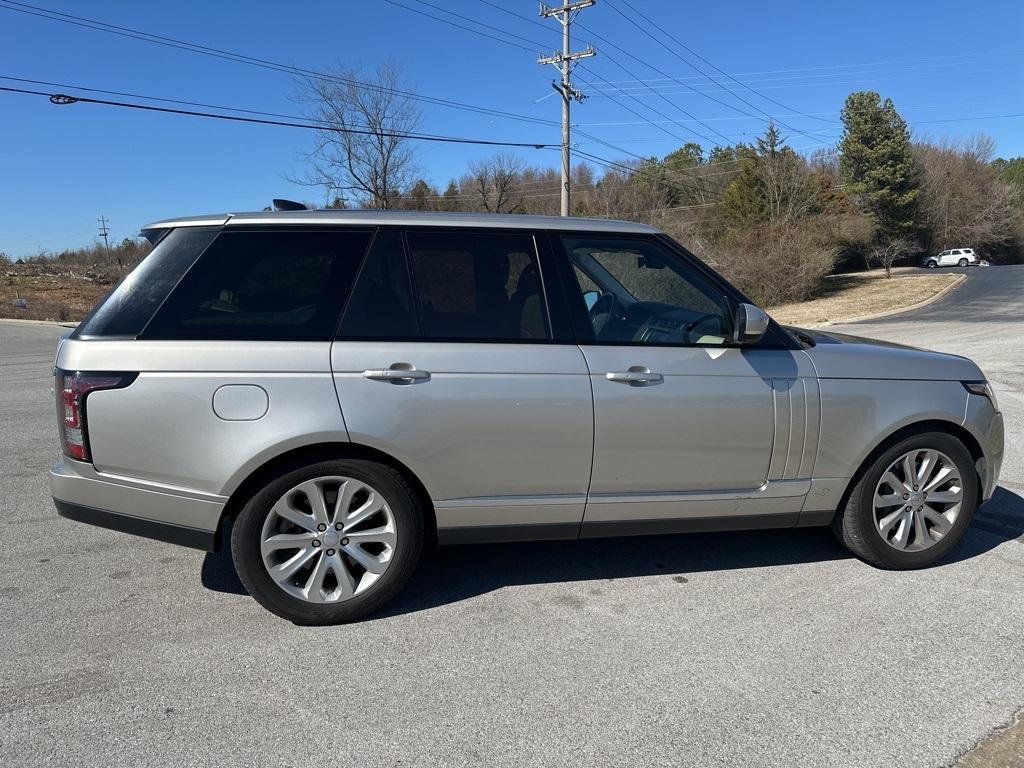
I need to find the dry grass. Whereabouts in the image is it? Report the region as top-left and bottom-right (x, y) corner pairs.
(2, 271), (113, 322)
(768, 268), (961, 327)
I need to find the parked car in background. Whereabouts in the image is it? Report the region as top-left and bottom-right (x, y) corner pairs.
(50, 210), (1003, 624)
(923, 248), (979, 268)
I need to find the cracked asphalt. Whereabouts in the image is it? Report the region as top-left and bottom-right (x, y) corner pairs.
(1, 265), (1021, 767)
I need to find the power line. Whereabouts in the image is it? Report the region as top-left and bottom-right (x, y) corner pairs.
(471, 0), (732, 147)
(576, 13), (834, 146)
(0, 84), (558, 149)
(596, 48), (1024, 84)
(0, 0), (558, 128)
(380, 0), (538, 52)
(607, 0), (838, 126)
(583, 63), (1023, 98)
(589, 51), (1024, 91)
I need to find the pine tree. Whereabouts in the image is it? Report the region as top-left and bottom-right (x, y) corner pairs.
(839, 91), (920, 238)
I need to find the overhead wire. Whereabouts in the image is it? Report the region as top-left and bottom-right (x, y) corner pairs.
(608, 0), (839, 126)
(0, 0), (558, 128)
(0, 84), (558, 149)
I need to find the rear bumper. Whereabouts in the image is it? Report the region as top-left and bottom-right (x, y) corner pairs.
(49, 456), (224, 551)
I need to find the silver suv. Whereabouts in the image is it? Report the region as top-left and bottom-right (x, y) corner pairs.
(50, 211), (1004, 624)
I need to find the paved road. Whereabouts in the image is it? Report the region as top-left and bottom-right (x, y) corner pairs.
(1, 267), (1021, 768)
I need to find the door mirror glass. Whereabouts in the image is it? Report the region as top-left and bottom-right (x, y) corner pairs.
(582, 289), (601, 310)
(733, 303), (769, 344)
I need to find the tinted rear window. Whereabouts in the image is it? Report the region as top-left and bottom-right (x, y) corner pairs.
(406, 230), (550, 340)
(141, 229), (372, 340)
(74, 227), (220, 338)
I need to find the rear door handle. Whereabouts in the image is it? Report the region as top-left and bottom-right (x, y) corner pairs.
(363, 366), (431, 383)
(607, 369), (663, 386)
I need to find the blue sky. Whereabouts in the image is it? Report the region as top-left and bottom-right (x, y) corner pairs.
(1, 0), (1022, 256)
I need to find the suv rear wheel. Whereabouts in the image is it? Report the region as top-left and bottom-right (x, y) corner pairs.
(832, 432), (977, 569)
(958, 257), (969, 266)
(231, 459), (423, 624)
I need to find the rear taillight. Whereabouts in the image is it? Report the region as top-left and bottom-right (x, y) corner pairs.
(54, 369), (137, 462)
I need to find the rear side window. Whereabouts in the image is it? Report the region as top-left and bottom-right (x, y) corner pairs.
(337, 229), (417, 339)
(75, 227), (219, 338)
(406, 230), (549, 340)
(142, 229), (372, 340)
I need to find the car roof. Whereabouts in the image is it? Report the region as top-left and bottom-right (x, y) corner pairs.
(141, 209), (663, 235)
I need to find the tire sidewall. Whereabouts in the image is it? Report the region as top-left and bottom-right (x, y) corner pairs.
(851, 432), (977, 569)
(231, 459), (423, 624)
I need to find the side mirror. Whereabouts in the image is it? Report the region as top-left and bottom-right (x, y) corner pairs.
(582, 290), (601, 310)
(733, 302), (769, 344)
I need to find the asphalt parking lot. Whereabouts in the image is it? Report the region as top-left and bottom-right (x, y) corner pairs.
(1, 266), (1021, 767)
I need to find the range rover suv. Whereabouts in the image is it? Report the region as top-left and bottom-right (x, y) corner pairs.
(50, 210), (1004, 624)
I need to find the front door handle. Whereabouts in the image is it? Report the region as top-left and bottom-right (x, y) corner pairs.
(363, 364), (431, 383)
(607, 368), (663, 386)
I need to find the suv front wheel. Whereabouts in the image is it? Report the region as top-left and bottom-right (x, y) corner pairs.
(832, 432), (977, 569)
(925, 259), (938, 268)
(232, 459), (423, 624)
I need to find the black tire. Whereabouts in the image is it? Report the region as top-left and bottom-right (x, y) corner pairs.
(231, 458), (423, 624)
(958, 258), (969, 267)
(831, 431), (978, 569)
(926, 260), (938, 268)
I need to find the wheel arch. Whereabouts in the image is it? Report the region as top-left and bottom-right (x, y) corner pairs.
(835, 418), (983, 517)
(213, 441), (437, 551)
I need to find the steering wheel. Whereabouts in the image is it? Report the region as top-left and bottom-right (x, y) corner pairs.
(683, 312), (722, 341)
(589, 291), (622, 338)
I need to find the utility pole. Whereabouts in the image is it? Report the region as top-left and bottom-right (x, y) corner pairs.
(539, 0), (595, 217)
(943, 170), (952, 249)
(97, 215), (111, 253)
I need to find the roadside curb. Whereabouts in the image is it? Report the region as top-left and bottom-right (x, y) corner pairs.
(0, 318), (78, 328)
(807, 272), (967, 328)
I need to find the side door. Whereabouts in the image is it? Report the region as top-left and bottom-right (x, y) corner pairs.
(551, 232), (819, 534)
(945, 250), (960, 265)
(330, 227), (594, 542)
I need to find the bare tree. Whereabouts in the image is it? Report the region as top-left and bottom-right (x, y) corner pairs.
(915, 135), (1018, 256)
(467, 153), (526, 213)
(869, 236), (916, 278)
(294, 61), (421, 209)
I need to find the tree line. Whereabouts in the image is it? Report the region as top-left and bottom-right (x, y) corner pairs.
(9, 65), (1022, 312)
(296, 64), (1024, 306)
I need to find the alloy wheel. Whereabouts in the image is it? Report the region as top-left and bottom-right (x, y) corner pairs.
(872, 449), (963, 552)
(260, 476), (397, 603)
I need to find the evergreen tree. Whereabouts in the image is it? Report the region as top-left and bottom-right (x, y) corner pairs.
(439, 180), (461, 212)
(839, 91), (920, 238)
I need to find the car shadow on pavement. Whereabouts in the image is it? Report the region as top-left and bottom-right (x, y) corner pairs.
(199, 486), (1024, 615)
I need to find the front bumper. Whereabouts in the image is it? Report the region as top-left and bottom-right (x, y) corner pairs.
(964, 395), (1004, 501)
(50, 456), (225, 551)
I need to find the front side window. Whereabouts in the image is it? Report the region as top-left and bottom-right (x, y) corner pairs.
(561, 235), (734, 345)
(143, 229), (372, 340)
(406, 230), (550, 341)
